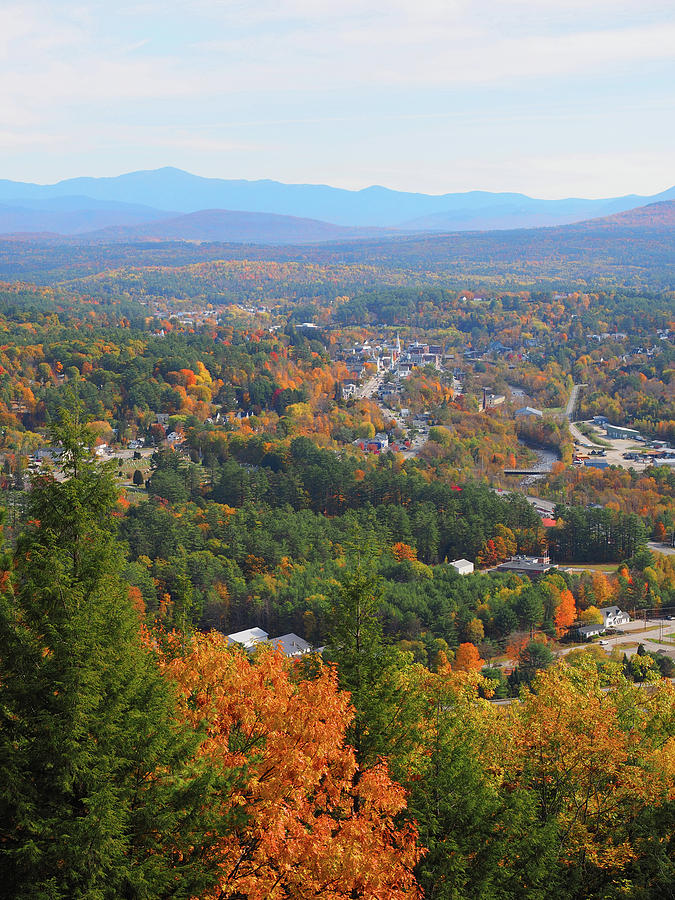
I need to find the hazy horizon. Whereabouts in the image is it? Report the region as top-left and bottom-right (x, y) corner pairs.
(1, 1), (673, 199)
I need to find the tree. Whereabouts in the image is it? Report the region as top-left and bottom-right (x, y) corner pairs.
(132, 468), (144, 486)
(408, 669), (558, 899)
(516, 585), (544, 636)
(465, 616), (485, 644)
(454, 642), (484, 672)
(512, 639), (555, 687)
(392, 541), (417, 561)
(581, 605), (604, 625)
(554, 588), (577, 637)
(510, 663), (675, 894)
(0, 418), (230, 898)
(326, 554), (425, 778)
(163, 633), (421, 900)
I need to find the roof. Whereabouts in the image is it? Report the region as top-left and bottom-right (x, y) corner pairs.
(450, 558), (473, 567)
(577, 623), (604, 635)
(268, 633), (312, 656)
(227, 627), (269, 648)
(498, 556), (554, 574)
(515, 406), (543, 417)
(600, 606), (624, 616)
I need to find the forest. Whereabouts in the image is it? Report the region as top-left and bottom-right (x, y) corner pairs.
(0, 239), (673, 898)
(1, 423), (674, 899)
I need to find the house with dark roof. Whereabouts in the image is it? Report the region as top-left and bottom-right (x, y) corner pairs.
(574, 623), (605, 641)
(497, 553), (555, 579)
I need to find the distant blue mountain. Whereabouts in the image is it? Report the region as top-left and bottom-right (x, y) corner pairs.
(0, 195), (175, 235)
(0, 168), (672, 231)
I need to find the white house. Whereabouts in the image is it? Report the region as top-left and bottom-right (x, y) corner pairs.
(450, 558), (474, 576)
(268, 633), (312, 657)
(227, 627), (269, 650)
(575, 623), (605, 641)
(600, 606), (630, 629)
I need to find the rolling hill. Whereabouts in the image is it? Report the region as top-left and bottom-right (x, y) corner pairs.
(0, 200), (673, 291)
(84, 208), (395, 244)
(580, 200), (675, 228)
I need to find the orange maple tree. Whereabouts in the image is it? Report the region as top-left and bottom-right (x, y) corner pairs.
(554, 588), (577, 637)
(392, 542), (417, 562)
(160, 633), (421, 899)
(453, 642), (484, 672)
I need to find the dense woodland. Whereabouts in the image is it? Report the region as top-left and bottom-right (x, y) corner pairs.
(0, 238), (673, 897)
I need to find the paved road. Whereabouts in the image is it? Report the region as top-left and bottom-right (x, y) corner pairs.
(354, 370), (428, 458)
(565, 383), (606, 447)
(560, 618), (675, 658)
(354, 373), (382, 399)
(565, 383), (582, 420)
(648, 541), (675, 557)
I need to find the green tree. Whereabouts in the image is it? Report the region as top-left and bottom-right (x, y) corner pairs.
(516, 585), (545, 636)
(326, 552), (422, 775)
(410, 673), (559, 899)
(0, 420), (232, 899)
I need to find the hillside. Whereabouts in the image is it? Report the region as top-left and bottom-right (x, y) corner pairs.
(0, 200), (673, 289)
(581, 199), (675, 228)
(85, 208), (396, 244)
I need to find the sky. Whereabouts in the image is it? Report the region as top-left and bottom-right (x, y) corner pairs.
(1, 0), (674, 198)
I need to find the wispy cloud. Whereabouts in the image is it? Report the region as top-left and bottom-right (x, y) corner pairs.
(0, 0), (672, 193)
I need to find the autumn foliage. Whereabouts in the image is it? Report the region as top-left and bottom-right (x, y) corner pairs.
(160, 633), (421, 899)
(510, 664), (675, 871)
(453, 642), (484, 672)
(554, 588), (577, 637)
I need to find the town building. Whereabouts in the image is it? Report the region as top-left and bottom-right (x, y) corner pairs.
(605, 424), (642, 441)
(449, 558), (474, 576)
(482, 389), (506, 410)
(599, 606), (630, 629)
(497, 553), (556, 579)
(515, 406), (543, 418)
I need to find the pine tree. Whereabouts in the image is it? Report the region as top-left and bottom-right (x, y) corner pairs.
(0, 413), (231, 899)
(326, 552), (423, 777)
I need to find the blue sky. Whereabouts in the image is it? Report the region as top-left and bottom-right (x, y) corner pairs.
(1, 0), (673, 197)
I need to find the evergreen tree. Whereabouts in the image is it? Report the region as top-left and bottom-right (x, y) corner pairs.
(0, 413), (232, 899)
(326, 550), (424, 776)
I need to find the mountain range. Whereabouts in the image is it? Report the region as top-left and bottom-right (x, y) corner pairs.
(0, 167), (673, 243)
